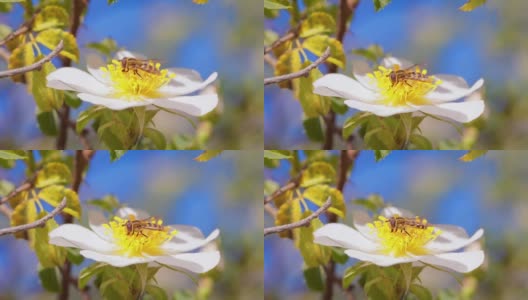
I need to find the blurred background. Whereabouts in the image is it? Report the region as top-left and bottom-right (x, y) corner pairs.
(265, 150), (528, 299)
(0, 0), (262, 149)
(0, 150), (263, 299)
(265, 0), (528, 149)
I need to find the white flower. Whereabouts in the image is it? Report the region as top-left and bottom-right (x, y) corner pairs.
(314, 206), (484, 273)
(313, 57), (485, 123)
(46, 50), (218, 116)
(49, 207), (220, 273)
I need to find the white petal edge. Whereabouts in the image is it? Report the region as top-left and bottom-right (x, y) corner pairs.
(425, 78), (484, 103)
(426, 228), (484, 253)
(155, 251), (220, 273)
(380, 206), (416, 218)
(313, 73), (379, 102)
(47, 68), (112, 96)
(88, 210), (112, 242)
(49, 224), (117, 252)
(344, 99), (417, 116)
(313, 223), (380, 252)
(162, 228), (220, 253)
(153, 93), (218, 116)
(77, 93), (152, 110)
(159, 72), (218, 97)
(80, 250), (154, 267)
(419, 250), (484, 273)
(416, 100), (485, 123)
(116, 207), (151, 219)
(344, 249), (417, 266)
(381, 56), (415, 69)
(167, 68), (204, 82)
(115, 50), (145, 60)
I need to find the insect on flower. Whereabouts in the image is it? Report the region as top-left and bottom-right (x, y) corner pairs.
(120, 57), (162, 77)
(123, 216), (167, 238)
(386, 214), (429, 235)
(387, 64), (434, 88)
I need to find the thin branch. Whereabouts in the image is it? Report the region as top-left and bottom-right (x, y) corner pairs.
(264, 26), (299, 54)
(264, 53), (277, 67)
(264, 47), (331, 85)
(264, 196), (332, 236)
(0, 9), (40, 47)
(264, 181), (298, 204)
(0, 205), (12, 218)
(0, 181), (33, 205)
(0, 40), (64, 79)
(264, 203), (277, 218)
(0, 197), (67, 237)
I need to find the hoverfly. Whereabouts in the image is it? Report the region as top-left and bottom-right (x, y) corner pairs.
(123, 217), (166, 238)
(387, 64), (432, 87)
(386, 215), (429, 236)
(120, 57), (162, 77)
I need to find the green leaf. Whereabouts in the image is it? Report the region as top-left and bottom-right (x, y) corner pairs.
(38, 186), (81, 219)
(86, 38), (118, 57)
(303, 35), (345, 68)
(145, 284), (168, 300)
(300, 12), (336, 38)
(331, 248), (349, 264)
(36, 28), (80, 62)
(342, 112), (371, 139)
(10, 199), (37, 239)
(78, 262), (105, 289)
(352, 44), (384, 63)
(353, 194), (385, 212)
(86, 195), (120, 212)
(194, 150), (223, 162)
(409, 134), (433, 150)
(274, 49), (302, 88)
(107, 0), (118, 4)
(300, 161), (336, 187)
(264, 0), (290, 9)
(296, 211), (331, 267)
(410, 284), (433, 300)
(36, 111), (58, 136)
(35, 162), (72, 188)
(374, 150), (391, 162)
(275, 198), (302, 238)
(109, 150), (127, 161)
(0, 0), (24, 2)
(303, 185), (345, 218)
(0, 150), (27, 160)
(303, 267), (324, 291)
(298, 62), (330, 117)
(66, 248), (84, 265)
(342, 262), (370, 289)
(33, 5), (69, 31)
(8, 42), (35, 83)
(459, 150), (487, 162)
(38, 267), (60, 292)
(303, 117), (324, 142)
(34, 212), (66, 267)
(459, 0), (486, 12)
(142, 127), (167, 149)
(76, 106), (105, 133)
(373, 0), (392, 12)
(172, 290), (195, 300)
(32, 60), (64, 111)
(264, 150), (292, 160)
(0, 24), (11, 40)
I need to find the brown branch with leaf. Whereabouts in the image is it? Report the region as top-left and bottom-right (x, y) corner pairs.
(264, 47), (331, 85)
(0, 40), (64, 78)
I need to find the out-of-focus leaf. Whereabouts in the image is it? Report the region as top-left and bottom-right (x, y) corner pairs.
(39, 186), (81, 219)
(145, 284), (168, 300)
(143, 127), (167, 149)
(264, 150), (292, 160)
(304, 267), (324, 291)
(0, 150), (27, 160)
(194, 150), (223, 162)
(331, 248), (349, 264)
(36, 28), (79, 62)
(36, 111), (58, 136)
(193, 0), (209, 4)
(38, 267), (60, 292)
(298, 63), (330, 117)
(66, 248), (84, 265)
(352, 44), (384, 62)
(300, 161), (336, 187)
(297, 211), (331, 267)
(300, 12), (336, 38)
(34, 212), (66, 267)
(342, 262), (370, 289)
(374, 150), (391, 162)
(33, 5), (69, 31)
(303, 185), (345, 218)
(343, 112), (371, 139)
(32, 60), (64, 111)
(86, 195), (120, 212)
(459, 0), (486, 11)
(353, 194), (385, 212)
(86, 38), (118, 57)
(109, 150), (127, 161)
(35, 162), (72, 188)
(303, 117), (324, 142)
(78, 262), (105, 289)
(410, 284), (433, 300)
(409, 134), (433, 150)
(275, 198), (302, 238)
(264, 0), (290, 9)
(8, 42), (34, 83)
(459, 150), (487, 162)
(10, 199), (37, 239)
(76, 106), (105, 133)
(274, 49), (301, 88)
(303, 35), (345, 68)
(373, 0), (392, 11)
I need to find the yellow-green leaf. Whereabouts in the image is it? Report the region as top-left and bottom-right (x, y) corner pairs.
(300, 12), (336, 38)
(297, 211), (331, 267)
(459, 150), (487, 162)
(302, 35), (345, 68)
(459, 0), (486, 12)
(8, 190), (28, 209)
(34, 212), (66, 267)
(36, 28), (79, 63)
(33, 5), (69, 31)
(7, 42), (34, 83)
(297, 62), (330, 117)
(35, 162), (72, 188)
(0, 150), (27, 160)
(301, 161), (336, 187)
(193, 0), (209, 3)
(275, 48), (302, 88)
(194, 150), (223, 162)
(10, 199), (37, 239)
(32, 59), (64, 111)
(38, 185), (81, 219)
(275, 198), (302, 238)
(303, 185), (346, 218)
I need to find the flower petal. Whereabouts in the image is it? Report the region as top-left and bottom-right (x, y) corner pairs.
(46, 67), (112, 96)
(49, 224), (117, 252)
(168, 68), (204, 82)
(344, 249), (416, 266)
(313, 73), (379, 102)
(344, 99), (417, 116)
(87, 65), (112, 85)
(380, 206), (416, 218)
(419, 250), (484, 273)
(425, 78), (484, 103)
(159, 72), (218, 97)
(152, 93), (218, 116)
(155, 251), (220, 273)
(351, 210), (378, 242)
(415, 100), (485, 123)
(88, 210), (112, 242)
(381, 56), (415, 69)
(426, 228), (484, 253)
(77, 93), (151, 110)
(313, 223), (380, 252)
(116, 207), (151, 219)
(80, 250), (154, 267)
(162, 228), (220, 253)
(115, 50), (145, 60)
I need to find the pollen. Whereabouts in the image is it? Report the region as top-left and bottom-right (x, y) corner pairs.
(367, 64), (442, 107)
(103, 216), (178, 257)
(368, 215), (441, 257)
(100, 60), (175, 100)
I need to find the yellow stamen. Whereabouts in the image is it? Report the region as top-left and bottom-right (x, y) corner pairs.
(368, 215), (441, 257)
(367, 64), (442, 106)
(100, 60), (174, 100)
(103, 216), (178, 257)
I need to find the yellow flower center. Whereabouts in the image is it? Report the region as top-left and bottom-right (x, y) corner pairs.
(100, 59), (174, 100)
(367, 64), (442, 106)
(368, 215), (441, 257)
(103, 215), (177, 257)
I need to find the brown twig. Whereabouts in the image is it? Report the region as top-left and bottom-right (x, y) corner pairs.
(0, 9), (40, 47)
(264, 197), (332, 236)
(0, 197), (67, 237)
(264, 179), (300, 204)
(322, 0), (359, 150)
(264, 47), (331, 85)
(0, 181), (34, 205)
(264, 25), (300, 54)
(0, 40), (64, 79)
